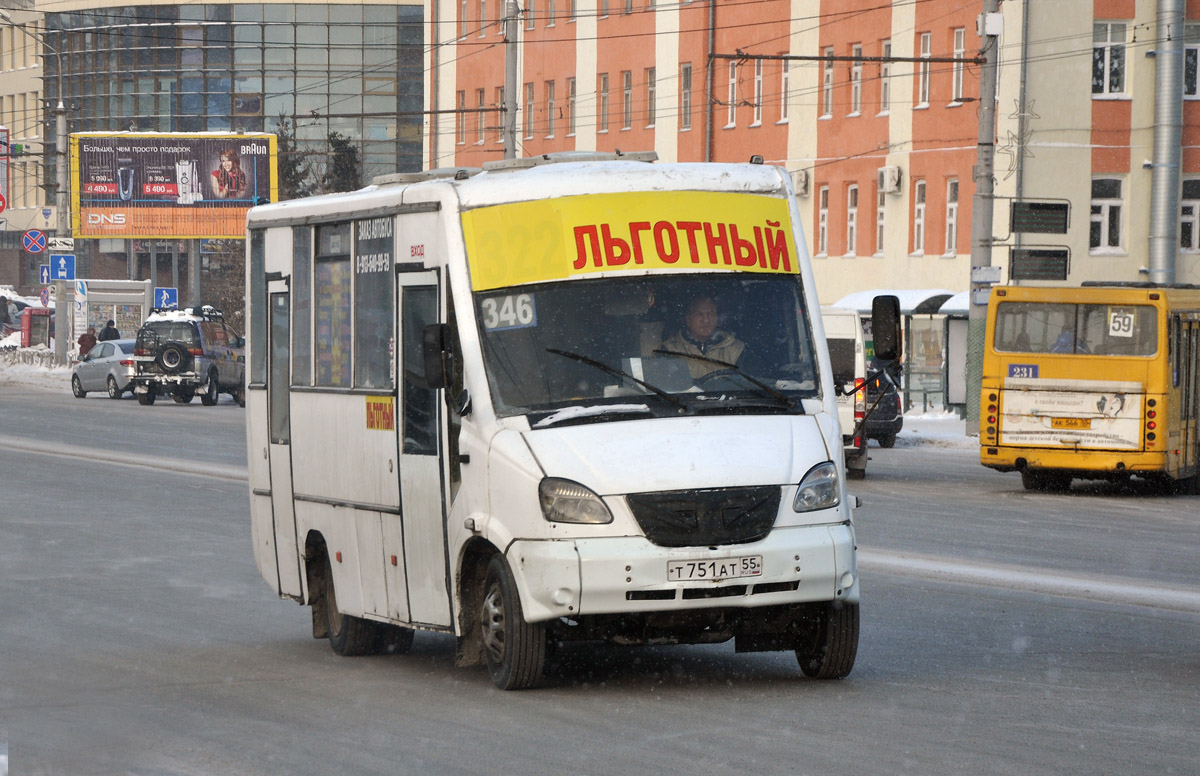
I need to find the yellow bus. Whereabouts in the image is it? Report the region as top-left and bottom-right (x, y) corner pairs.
(980, 283), (1200, 491)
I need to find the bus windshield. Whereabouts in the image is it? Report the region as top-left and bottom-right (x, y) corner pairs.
(993, 301), (1158, 356)
(474, 274), (819, 419)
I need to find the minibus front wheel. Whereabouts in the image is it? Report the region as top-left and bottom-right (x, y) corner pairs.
(795, 602), (858, 680)
(480, 555), (546, 690)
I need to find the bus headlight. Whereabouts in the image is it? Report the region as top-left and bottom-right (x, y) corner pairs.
(793, 462), (841, 512)
(539, 478), (614, 524)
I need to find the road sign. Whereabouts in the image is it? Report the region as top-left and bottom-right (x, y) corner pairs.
(49, 237), (75, 252)
(40, 287), (50, 307)
(50, 253), (76, 281)
(0, 192), (7, 213)
(39, 265), (50, 285)
(23, 229), (47, 253)
(155, 287), (179, 309)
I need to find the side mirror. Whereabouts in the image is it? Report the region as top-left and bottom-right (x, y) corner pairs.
(422, 323), (448, 390)
(871, 295), (902, 363)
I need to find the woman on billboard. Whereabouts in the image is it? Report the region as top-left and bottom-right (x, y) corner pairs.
(210, 148), (248, 200)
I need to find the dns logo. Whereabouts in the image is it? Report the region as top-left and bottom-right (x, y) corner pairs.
(88, 213), (127, 225)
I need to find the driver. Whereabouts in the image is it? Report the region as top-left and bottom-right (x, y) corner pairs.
(660, 295), (745, 378)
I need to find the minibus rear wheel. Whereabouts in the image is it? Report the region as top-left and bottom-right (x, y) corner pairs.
(795, 602), (858, 680)
(480, 554), (546, 690)
(324, 554), (386, 656)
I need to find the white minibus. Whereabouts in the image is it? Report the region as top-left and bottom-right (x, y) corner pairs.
(244, 152), (899, 689)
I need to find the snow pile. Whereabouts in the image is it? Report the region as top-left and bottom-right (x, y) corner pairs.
(0, 354), (71, 391)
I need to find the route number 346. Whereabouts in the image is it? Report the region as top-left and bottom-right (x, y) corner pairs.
(480, 293), (536, 331)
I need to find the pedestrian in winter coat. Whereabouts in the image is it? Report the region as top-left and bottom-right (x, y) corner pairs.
(98, 320), (120, 341)
(78, 327), (98, 356)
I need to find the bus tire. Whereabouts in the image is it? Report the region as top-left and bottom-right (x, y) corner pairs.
(480, 554), (546, 690)
(795, 602), (858, 680)
(324, 554), (383, 657)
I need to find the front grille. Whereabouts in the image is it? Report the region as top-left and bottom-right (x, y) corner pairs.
(626, 486), (781, 547)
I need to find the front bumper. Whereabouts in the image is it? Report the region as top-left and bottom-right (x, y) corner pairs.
(506, 522), (858, 624)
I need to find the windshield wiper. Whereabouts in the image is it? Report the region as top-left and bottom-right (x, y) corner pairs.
(545, 349), (687, 411)
(652, 348), (799, 410)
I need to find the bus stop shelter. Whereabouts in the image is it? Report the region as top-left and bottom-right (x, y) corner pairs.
(833, 288), (955, 411)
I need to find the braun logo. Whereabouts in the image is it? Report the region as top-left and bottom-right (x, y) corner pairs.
(88, 213), (127, 225)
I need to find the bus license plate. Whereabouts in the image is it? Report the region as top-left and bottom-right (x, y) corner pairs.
(667, 556), (763, 581)
(1051, 417), (1091, 430)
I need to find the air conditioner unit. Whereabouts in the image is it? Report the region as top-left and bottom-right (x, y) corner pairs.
(878, 165), (902, 194)
(791, 169), (810, 197)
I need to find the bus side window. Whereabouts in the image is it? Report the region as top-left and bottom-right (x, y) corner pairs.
(402, 286), (439, 456)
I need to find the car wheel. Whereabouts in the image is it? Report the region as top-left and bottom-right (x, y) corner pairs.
(877, 434), (897, 449)
(234, 380), (246, 408)
(71, 375), (86, 398)
(481, 554), (546, 690)
(172, 390), (194, 404)
(200, 371), (220, 406)
(137, 389), (156, 406)
(795, 602), (858, 680)
(323, 553), (390, 656)
(106, 376), (122, 400)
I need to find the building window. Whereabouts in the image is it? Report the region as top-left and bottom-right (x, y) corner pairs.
(624, 0), (633, 13)
(1182, 180), (1200, 250)
(1090, 177), (1123, 251)
(727, 61), (737, 127)
(476, 89), (486, 143)
(622, 70), (633, 129)
(599, 0), (608, 18)
(752, 59), (763, 125)
(545, 80), (556, 137)
(568, 77), (577, 135)
(944, 179), (959, 255)
(523, 82), (534, 139)
(598, 72), (609, 131)
(821, 47), (834, 117)
(547, 0), (556, 25)
(917, 33), (931, 106)
(680, 63), (693, 130)
(876, 185), (886, 255)
(780, 58), (790, 121)
(952, 28), (965, 102)
(1185, 24), (1200, 97)
(479, 0), (487, 36)
(846, 185), (859, 256)
(817, 186), (829, 256)
(456, 90), (466, 144)
(526, 0), (535, 29)
(461, 0), (469, 37)
(646, 67), (656, 126)
(880, 40), (891, 113)
(913, 180), (926, 254)
(1092, 22), (1126, 95)
(849, 45), (862, 115)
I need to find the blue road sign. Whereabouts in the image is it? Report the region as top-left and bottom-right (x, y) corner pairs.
(23, 229), (46, 253)
(50, 254), (76, 281)
(155, 287), (179, 309)
(39, 265), (50, 285)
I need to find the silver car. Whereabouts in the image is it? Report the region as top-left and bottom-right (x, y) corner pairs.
(71, 339), (136, 399)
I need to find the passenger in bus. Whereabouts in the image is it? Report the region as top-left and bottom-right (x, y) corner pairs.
(660, 295), (745, 378)
(1050, 327), (1087, 354)
(1014, 332), (1032, 352)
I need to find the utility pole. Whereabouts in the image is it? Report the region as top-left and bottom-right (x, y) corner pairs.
(965, 0), (1002, 427)
(503, 0), (519, 159)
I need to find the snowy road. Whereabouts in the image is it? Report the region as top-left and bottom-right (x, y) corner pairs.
(2, 379), (1198, 774)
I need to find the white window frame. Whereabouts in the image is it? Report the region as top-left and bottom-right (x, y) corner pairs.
(780, 58), (790, 122)
(846, 184), (859, 257)
(752, 59), (763, 125)
(727, 61), (738, 127)
(1184, 24), (1200, 98)
(545, 80), (556, 137)
(913, 180), (926, 255)
(680, 63), (693, 130)
(567, 77), (577, 135)
(1181, 179), (1200, 251)
(951, 28), (965, 103)
(1090, 177), (1124, 252)
(479, 0), (487, 36)
(849, 45), (862, 116)
(547, 0), (556, 26)
(917, 33), (931, 107)
(622, 70), (633, 130)
(821, 47), (834, 117)
(456, 90), (467, 144)
(1092, 22), (1127, 97)
(817, 186), (829, 256)
(646, 67), (656, 127)
(598, 73), (609, 132)
(876, 185), (886, 256)
(944, 178), (959, 255)
(879, 40), (891, 114)
(461, 0), (469, 37)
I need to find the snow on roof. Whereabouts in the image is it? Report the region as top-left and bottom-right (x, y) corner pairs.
(833, 288), (957, 316)
(938, 290), (971, 316)
(144, 306), (221, 324)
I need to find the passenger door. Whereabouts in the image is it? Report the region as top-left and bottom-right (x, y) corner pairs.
(395, 270), (452, 627)
(268, 290), (302, 597)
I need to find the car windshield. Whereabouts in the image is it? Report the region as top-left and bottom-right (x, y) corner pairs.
(474, 274), (819, 421)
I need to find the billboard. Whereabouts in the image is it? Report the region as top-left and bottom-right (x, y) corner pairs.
(71, 132), (278, 239)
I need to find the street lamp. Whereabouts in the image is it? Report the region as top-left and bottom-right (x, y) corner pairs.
(0, 8), (68, 239)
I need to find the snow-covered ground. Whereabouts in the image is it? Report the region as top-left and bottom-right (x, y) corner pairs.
(0, 354), (972, 447)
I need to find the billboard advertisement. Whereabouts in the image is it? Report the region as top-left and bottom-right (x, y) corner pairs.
(70, 132), (278, 239)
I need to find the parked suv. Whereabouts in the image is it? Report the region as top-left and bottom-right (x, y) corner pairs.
(865, 358), (904, 447)
(132, 306), (245, 407)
